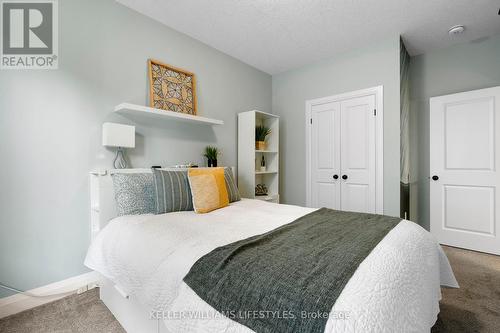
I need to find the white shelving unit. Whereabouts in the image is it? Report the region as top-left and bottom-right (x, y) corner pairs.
(238, 110), (280, 203)
(114, 103), (224, 125)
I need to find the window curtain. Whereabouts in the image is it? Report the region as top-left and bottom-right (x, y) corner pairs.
(400, 40), (410, 184)
(400, 39), (410, 218)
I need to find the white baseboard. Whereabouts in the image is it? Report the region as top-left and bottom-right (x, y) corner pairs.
(0, 271), (102, 319)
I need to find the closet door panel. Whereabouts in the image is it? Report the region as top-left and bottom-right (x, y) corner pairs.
(343, 183), (369, 213)
(310, 102), (341, 209)
(340, 95), (376, 213)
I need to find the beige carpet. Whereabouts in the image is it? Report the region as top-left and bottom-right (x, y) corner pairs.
(1, 246), (499, 332)
(0, 288), (125, 333)
(432, 246), (500, 333)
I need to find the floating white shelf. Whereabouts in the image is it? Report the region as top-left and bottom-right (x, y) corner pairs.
(255, 194), (280, 203)
(255, 150), (278, 153)
(114, 103), (224, 126)
(255, 170), (278, 175)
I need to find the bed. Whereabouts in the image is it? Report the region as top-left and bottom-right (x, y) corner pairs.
(86, 169), (458, 333)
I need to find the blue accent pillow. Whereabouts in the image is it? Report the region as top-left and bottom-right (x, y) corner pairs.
(111, 173), (156, 216)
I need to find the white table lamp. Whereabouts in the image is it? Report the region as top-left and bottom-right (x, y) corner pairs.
(102, 122), (135, 169)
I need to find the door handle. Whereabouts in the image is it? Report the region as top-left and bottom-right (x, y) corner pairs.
(432, 175), (439, 181)
(342, 175), (348, 180)
(333, 174), (339, 180)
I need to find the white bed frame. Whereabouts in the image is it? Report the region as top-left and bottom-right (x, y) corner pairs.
(89, 167), (235, 333)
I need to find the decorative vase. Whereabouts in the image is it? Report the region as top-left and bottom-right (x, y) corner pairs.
(260, 155), (266, 171)
(207, 159), (217, 167)
(256, 141), (266, 150)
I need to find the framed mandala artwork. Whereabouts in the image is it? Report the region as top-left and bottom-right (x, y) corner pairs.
(148, 59), (197, 115)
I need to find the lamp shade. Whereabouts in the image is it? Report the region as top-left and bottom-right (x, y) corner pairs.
(102, 122), (135, 148)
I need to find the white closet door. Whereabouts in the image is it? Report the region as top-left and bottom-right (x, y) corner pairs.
(340, 95), (376, 213)
(310, 102), (341, 209)
(430, 86), (500, 255)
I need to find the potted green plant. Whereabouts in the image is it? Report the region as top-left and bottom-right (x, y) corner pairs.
(203, 146), (219, 167)
(255, 125), (271, 150)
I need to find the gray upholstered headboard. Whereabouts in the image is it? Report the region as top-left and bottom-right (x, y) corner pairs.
(89, 167), (236, 241)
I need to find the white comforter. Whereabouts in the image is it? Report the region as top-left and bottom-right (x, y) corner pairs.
(85, 199), (458, 333)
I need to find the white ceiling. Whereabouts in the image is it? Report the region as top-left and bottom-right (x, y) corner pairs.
(117, 0), (500, 74)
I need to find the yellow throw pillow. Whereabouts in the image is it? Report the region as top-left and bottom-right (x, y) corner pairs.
(188, 167), (229, 213)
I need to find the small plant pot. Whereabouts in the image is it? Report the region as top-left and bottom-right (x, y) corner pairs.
(256, 141), (266, 150)
(207, 159), (217, 167)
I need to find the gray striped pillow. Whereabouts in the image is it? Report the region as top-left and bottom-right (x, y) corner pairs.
(224, 167), (241, 203)
(152, 169), (193, 214)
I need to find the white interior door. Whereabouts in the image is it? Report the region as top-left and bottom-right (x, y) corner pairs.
(340, 95), (376, 213)
(430, 86), (500, 255)
(310, 102), (341, 209)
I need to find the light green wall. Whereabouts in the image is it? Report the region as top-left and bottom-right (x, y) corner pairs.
(0, 0), (271, 298)
(409, 34), (500, 230)
(272, 36), (401, 216)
